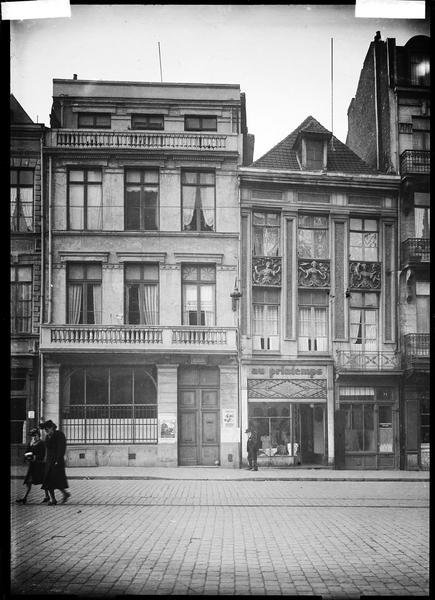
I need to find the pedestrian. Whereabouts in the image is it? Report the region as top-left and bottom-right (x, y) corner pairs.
(246, 426), (261, 471)
(16, 428), (50, 505)
(40, 420), (71, 505)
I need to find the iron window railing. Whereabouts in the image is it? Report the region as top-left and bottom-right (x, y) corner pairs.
(400, 150), (430, 176)
(401, 238), (430, 264)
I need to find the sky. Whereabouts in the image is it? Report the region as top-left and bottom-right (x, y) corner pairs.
(10, 4), (430, 160)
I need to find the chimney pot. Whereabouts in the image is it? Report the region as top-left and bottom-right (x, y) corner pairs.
(73, 74), (77, 80)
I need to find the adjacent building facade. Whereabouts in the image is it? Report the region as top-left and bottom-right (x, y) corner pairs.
(10, 95), (44, 461)
(38, 78), (252, 467)
(239, 117), (401, 469)
(347, 33), (430, 469)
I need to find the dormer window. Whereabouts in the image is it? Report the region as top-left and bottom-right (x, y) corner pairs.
(305, 138), (324, 170)
(410, 54), (430, 86)
(292, 121), (330, 171)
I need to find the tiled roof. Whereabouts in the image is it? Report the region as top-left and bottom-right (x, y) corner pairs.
(251, 115), (376, 174)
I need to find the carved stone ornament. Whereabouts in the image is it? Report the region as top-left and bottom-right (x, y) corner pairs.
(252, 257), (281, 286)
(298, 259), (330, 287)
(349, 261), (381, 290)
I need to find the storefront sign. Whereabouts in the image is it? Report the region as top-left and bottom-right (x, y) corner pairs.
(158, 415), (176, 442)
(249, 366), (326, 378)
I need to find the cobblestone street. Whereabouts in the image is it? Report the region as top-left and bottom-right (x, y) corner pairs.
(10, 476), (429, 597)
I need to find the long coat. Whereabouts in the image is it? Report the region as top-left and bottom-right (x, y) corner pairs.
(247, 430), (261, 456)
(41, 429), (69, 491)
(23, 439), (46, 486)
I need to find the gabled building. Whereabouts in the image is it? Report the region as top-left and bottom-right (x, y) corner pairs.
(40, 78), (252, 468)
(10, 95), (45, 461)
(239, 116), (400, 469)
(347, 33), (430, 470)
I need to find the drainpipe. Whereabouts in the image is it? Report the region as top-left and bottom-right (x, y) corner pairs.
(39, 133), (45, 423)
(237, 177), (243, 469)
(48, 156), (53, 323)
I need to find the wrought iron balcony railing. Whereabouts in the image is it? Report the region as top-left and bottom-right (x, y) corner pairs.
(40, 324), (236, 352)
(403, 333), (430, 371)
(401, 238), (430, 264)
(400, 150), (430, 176)
(46, 129), (232, 151)
(336, 350), (401, 372)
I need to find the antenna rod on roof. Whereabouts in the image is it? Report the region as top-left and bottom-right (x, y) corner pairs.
(330, 37), (334, 150)
(158, 42), (163, 83)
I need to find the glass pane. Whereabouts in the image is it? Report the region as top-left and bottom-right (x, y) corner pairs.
(87, 170), (102, 182)
(182, 172), (198, 184)
(364, 293), (378, 307)
(364, 405), (375, 451)
(379, 405), (392, 424)
(144, 170), (159, 184)
(111, 368), (132, 405)
(134, 369), (157, 404)
(349, 292), (363, 307)
(364, 220), (377, 231)
(126, 190), (141, 230)
(200, 285), (215, 325)
(142, 264), (159, 280)
(185, 117), (200, 130)
(17, 266), (32, 282)
(68, 264), (84, 280)
(78, 114), (94, 127)
(350, 218), (362, 230)
(127, 285), (140, 324)
(86, 264), (101, 279)
(266, 213), (280, 226)
(87, 186), (102, 230)
(200, 266), (215, 281)
(69, 186), (84, 229)
(69, 369), (85, 405)
(86, 368), (109, 405)
(201, 117), (217, 130)
(95, 114), (110, 127)
(182, 265), (198, 281)
(69, 169), (85, 182)
(350, 232), (362, 248)
(253, 212), (266, 226)
(10, 170), (17, 185)
(126, 170), (141, 183)
(19, 170), (34, 185)
(199, 172), (215, 185)
(125, 264), (141, 280)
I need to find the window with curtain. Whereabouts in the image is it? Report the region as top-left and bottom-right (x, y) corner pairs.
(342, 403), (376, 452)
(252, 287), (280, 351)
(68, 169), (103, 230)
(182, 171), (215, 232)
(412, 117), (430, 151)
(67, 263), (102, 324)
(298, 215), (329, 258)
(253, 212), (280, 256)
(182, 265), (215, 325)
(10, 266), (32, 333)
(298, 290), (328, 352)
(124, 263), (159, 325)
(10, 169), (33, 232)
(125, 169), (159, 231)
(349, 292), (379, 351)
(414, 207), (430, 238)
(410, 54), (430, 86)
(349, 218), (378, 261)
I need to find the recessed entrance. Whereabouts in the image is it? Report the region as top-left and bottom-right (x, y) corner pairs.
(178, 367), (220, 466)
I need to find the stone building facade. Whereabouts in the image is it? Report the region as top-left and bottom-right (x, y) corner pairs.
(347, 33), (430, 469)
(239, 116), (400, 469)
(39, 78), (252, 467)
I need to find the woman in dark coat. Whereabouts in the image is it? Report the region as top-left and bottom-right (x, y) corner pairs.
(40, 420), (71, 505)
(16, 428), (50, 505)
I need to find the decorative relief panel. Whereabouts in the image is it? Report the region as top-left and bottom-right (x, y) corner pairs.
(252, 257), (281, 286)
(247, 378), (327, 400)
(349, 261), (381, 289)
(298, 260), (330, 287)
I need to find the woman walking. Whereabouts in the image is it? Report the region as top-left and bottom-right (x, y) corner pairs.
(16, 428), (50, 505)
(40, 420), (71, 506)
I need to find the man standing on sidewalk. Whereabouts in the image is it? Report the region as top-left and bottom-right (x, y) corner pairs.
(246, 426), (261, 471)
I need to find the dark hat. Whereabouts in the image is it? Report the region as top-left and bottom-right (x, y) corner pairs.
(40, 419), (57, 430)
(245, 428), (251, 433)
(29, 428), (40, 436)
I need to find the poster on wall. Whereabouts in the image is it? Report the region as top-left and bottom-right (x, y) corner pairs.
(159, 415), (176, 442)
(223, 409), (236, 428)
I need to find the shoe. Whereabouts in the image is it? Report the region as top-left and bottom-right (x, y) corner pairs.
(61, 492), (71, 504)
(15, 498), (26, 505)
(47, 499), (57, 506)
(254, 467), (258, 471)
(41, 497), (49, 503)
(248, 467), (253, 470)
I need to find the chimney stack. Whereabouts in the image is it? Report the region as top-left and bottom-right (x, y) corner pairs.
(73, 74), (77, 80)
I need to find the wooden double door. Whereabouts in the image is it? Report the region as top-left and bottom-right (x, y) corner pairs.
(178, 387), (220, 465)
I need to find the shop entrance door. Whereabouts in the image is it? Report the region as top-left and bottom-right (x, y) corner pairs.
(178, 389), (220, 465)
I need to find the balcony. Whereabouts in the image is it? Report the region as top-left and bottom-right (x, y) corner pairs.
(401, 238), (430, 266)
(335, 351), (401, 372)
(45, 129), (235, 152)
(40, 325), (237, 353)
(403, 333), (430, 372)
(400, 150), (430, 177)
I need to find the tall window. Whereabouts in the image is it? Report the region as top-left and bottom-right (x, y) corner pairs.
(125, 169), (159, 231)
(253, 212), (280, 256)
(182, 171), (215, 232)
(421, 392), (430, 443)
(410, 54), (430, 86)
(349, 292), (378, 351)
(131, 114), (164, 130)
(11, 370), (28, 444)
(184, 115), (217, 131)
(305, 138), (324, 170)
(349, 218), (378, 261)
(412, 117), (430, 151)
(10, 169), (33, 232)
(298, 215), (329, 258)
(10, 266), (32, 333)
(298, 290), (328, 352)
(68, 169), (103, 230)
(77, 113), (111, 128)
(182, 265), (215, 325)
(415, 207), (430, 238)
(67, 263), (102, 324)
(125, 264), (159, 325)
(252, 288), (280, 351)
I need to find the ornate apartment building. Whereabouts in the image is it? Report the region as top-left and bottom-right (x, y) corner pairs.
(239, 116), (401, 469)
(347, 33), (430, 469)
(10, 95), (44, 460)
(38, 78), (252, 467)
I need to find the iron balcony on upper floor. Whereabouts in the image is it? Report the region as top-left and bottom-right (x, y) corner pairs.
(401, 238), (430, 268)
(45, 129), (239, 153)
(335, 350), (401, 372)
(40, 324), (237, 353)
(402, 333), (430, 373)
(400, 150), (430, 177)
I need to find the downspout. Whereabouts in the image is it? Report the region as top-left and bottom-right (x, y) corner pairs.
(39, 133), (45, 423)
(237, 176), (243, 469)
(373, 37), (380, 171)
(48, 156), (53, 323)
